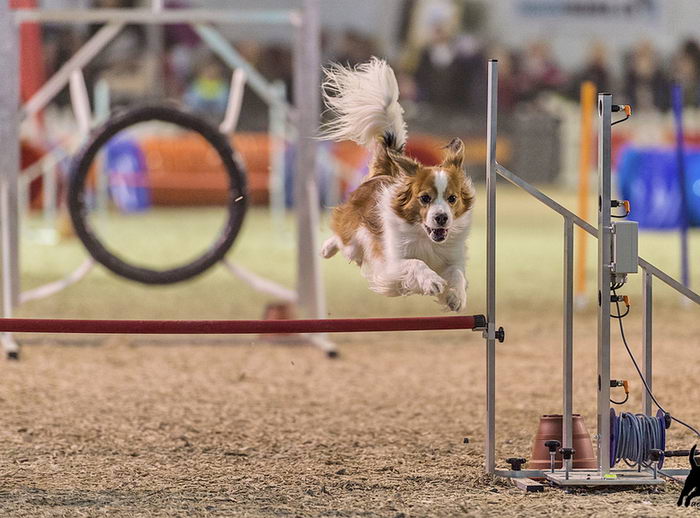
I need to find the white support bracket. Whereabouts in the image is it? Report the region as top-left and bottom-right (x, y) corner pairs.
(69, 70), (93, 138)
(219, 68), (247, 135)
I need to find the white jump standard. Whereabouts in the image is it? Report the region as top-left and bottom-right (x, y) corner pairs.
(484, 59), (700, 486)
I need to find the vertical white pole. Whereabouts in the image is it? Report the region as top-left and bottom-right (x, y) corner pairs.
(269, 81), (287, 229)
(563, 217), (574, 466)
(293, 0), (325, 320)
(485, 59), (498, 475)
(69, 70), (92, 138)
(642, 269), (653, 416)
(597, 93), (613, 475)
(0, 0), (20, 358)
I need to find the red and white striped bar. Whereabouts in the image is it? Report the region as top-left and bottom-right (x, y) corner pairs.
(0, 315), (486, 335)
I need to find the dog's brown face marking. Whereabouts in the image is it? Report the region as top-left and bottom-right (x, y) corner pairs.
(392, 139), (475, 242)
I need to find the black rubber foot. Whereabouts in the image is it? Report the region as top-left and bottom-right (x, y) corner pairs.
(326, 350), (339, 359)
(7, 351), (19, 360)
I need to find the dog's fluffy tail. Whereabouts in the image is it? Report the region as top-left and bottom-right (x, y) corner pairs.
(320, 57), (406, 152)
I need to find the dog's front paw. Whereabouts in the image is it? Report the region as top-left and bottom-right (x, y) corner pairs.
(444, 287), (467, 312)
(418, 271), (447, 296)
(321, 237), (339, 259)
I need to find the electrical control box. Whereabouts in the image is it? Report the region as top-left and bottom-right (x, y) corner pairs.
(611, 221), (638, 275)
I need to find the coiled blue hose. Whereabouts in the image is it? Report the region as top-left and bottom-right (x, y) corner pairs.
(612, 411), (665, 468)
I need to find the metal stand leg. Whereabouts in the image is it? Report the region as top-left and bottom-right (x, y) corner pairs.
(269, 81), (288, 230)
(0, 2), (21, 360)
(596, 94), (613, 475)
(642, 269), (653, 415)
(563, 218), (574, 463)
(485, 59), (498, 474)
(292, 0), (335, 356)
(293, 0), (325, 320)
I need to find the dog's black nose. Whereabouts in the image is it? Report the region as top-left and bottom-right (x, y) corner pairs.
(434, 213), (448, 227)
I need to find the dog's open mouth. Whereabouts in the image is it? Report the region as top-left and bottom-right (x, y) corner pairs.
(424, 226), (448, 243)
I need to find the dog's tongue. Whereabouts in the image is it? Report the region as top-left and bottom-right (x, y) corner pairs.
(431, 228), (447, 241)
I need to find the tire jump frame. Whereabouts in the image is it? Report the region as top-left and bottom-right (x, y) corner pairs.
(0, 1), (335, 355)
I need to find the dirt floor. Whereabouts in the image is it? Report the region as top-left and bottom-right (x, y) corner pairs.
(1, 306), (699, 517)
(7, 194), (700, 516)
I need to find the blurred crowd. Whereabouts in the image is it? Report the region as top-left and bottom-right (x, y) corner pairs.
(394, 28), (700, 115)
(38, 1), (700, 126)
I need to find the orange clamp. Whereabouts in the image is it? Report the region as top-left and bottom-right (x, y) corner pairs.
(622, 295), (630, 307)
(622, 380), (630, 394)
(624, 105), (632, 117)
(623, 200), (630, 213)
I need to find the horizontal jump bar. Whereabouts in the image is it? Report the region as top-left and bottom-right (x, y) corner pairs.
(13, 8), (299, 26)
(0, 315), (486, 335)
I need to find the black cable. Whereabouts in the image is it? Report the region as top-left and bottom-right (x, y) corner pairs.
(610, 392), (629, 405)
(611, 305), (630, 319)
(612, 296), (700, 437)
(610, 288), (629, 318)
(611, 114), (630, 126)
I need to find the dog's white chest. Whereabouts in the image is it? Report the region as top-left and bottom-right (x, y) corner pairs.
(401, 238), (449, 270)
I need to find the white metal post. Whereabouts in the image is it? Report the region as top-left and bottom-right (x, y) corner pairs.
(563, 217), (574, 463)
(485, 59), (498, 475)
(293, 0), (325, 321)
(269, 80), (288, 228)
(597, 93), (613, 475)
(0, 0), (20, 358)
(642, 269), (653, 415)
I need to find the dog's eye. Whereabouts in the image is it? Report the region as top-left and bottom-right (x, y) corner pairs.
(419, 194), (431, 204)
(447, 194), (457, 204)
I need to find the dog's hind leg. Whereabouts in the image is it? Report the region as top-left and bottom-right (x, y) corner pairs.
(321, 235), (341, 258)
(678, 482), (693, 506)
(685, 486), (699, 507)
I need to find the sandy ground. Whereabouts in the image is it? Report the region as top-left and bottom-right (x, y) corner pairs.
(1, 307), (699, 517)
(10, 194), (700, 515)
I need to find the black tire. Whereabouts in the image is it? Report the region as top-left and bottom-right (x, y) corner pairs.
(68, 105), (247, 285)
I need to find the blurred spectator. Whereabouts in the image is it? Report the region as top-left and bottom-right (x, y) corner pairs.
(568, 42), (611, 98)
(258, 44), (294, 99)
(334, 30), (378, 67)
(413, 22), (470, 108)
(42, 28), (84, 106)
(487, 44), (520, 112)
(184, 58), (229, 123)
(87, 0), (151, 105)
(623, 41), (669, 111)
(674, 39), (700, 108)
(163, 1), (202, 96)
(519, 41), (567, 100)
(166, 43), (196, 96)
(455, 33), (487, 113)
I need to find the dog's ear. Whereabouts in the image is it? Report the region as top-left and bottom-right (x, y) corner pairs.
(392, 176), (420, 223)
(461, 175), (476, 211)
(387, 148), (420, 177)
(441, 138), (465, 170)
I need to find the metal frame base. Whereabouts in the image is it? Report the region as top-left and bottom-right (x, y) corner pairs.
(497, 467), (688, 487)
(546, 469), (665, 487)
(1, 332), (19, 359)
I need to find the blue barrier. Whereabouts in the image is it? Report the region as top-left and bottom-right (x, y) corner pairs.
(105, 138), (151, 213)
(617, 147), (700, 229)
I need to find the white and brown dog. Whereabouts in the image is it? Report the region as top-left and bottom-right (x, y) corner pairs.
(319, 58), (475, 312)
